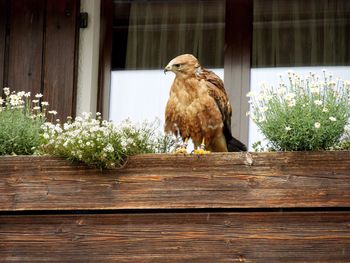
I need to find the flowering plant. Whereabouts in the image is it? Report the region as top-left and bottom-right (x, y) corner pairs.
(247, 70), (350, 151)
(0, 87), (48, 155)
(38, 113), (175, 169)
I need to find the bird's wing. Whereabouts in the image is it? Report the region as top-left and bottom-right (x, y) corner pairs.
(199, 68), (232, 130)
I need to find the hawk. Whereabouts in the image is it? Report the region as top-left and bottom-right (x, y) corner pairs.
(164, 54), (247, 153)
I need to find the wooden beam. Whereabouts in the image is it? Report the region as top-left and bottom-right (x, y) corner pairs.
(0, 212), (349, 262)
(225, 0), (253, 145)
(7, 0), (45, 95)
(0, 0), (7, 89)
(1, 152), (350, 211)
(97, 0), (113, 118)
(43, 0), (80, 120)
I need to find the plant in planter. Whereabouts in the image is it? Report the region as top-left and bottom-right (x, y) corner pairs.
(0, 87), (48, 155)
(247, 70), (350, 151)
(0, 87), (175, 168)
(38, 113), (175, 169)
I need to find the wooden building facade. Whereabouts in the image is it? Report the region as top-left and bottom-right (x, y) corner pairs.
(0, 0), (80, 119)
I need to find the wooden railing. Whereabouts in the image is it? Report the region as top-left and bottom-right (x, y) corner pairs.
(0, 152), (349, 262)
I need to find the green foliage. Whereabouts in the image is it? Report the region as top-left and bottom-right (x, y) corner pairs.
(248, 71), (350, 151)
(38, 114), (175, 169)
(0, 88), (46, 155)
(119, 119), (176, 156)
(333, 125), (350, 150)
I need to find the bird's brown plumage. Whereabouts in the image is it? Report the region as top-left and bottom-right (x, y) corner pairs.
(164, 54), (246, 152)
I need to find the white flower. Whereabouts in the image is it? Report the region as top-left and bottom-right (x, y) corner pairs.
(322, 108), (329, 113)
(63, 123), (71, 130)
(285, 93), (296, 100)
(285, 126), (292, 131)
(32, 99), (39, 103)
(41, 101), (49, 106)
(3, 87), (10, 96)
(258, 116), (266, 122)
(310, 86), (320, 94)
(257, 93), (266, 101)
(345, 124), (350, 132)
(24, 92), (31, 97)
(261, 106), (268, 113)
(33, 106), (40, 110)
(35, 93), (43, 98)
(0, 98), (3, 104)
(246, 91), (256, 97)
(314, 100), (322, 106)
(287, 99), (296, 107)
(54, 126), (62, 133)
(8, 94), (24, 106)
(266, 95), (273, 101)
(314, 122), (321, 129)
(329, 117), (336, 122)
(82, 112), (92, 119)
(104, 143), (114, 153)
(48, 110), (57, 115)
(277, 87), (286, 95)
(245, 111), (250, 116)
(17, 91), (25, 97)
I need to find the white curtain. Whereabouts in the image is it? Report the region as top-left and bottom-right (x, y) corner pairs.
(125, 0), (225, 69)
(252, 0), (350, 67)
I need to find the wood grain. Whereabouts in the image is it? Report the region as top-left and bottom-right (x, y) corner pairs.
(0, 0), (6, 89)
(7, 0), (45, 95)
(43, 0), (79, 120)
(98, 0), (113, 118)
(0, 212), (349, 262)
(1, 152), (350, 211)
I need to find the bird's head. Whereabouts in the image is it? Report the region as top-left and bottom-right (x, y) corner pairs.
(164, 54), (201, 77)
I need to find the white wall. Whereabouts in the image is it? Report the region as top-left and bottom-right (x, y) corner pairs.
(76, 0), (101, 116)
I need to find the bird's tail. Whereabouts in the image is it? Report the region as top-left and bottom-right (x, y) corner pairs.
(227, 136), (247, 152)
(223, 125), (247, 152)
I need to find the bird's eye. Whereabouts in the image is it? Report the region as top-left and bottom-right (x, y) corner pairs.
(174, 63), (181, 68)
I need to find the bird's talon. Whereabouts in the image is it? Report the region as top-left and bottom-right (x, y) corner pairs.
(175, 147), (188, 154)
(193, 149), (211, 155)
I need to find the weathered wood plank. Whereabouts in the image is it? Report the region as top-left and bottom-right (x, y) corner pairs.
(43, 0), (79, 120)
(7, 0), (45, 94)
(0, 212), (349, 262)
(0, 0), (6, 88)
(0, 152), (350, 211)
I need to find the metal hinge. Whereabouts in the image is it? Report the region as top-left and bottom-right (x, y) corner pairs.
(79, 12), (88, 28)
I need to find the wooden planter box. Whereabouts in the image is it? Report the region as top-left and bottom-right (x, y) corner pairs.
(1, 152), (350, 262)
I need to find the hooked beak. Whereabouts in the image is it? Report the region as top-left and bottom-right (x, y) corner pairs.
(164, 65), (172, 74)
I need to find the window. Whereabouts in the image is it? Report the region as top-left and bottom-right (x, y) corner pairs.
(99, 0), (349, 150)
(109, 0), (225, 124)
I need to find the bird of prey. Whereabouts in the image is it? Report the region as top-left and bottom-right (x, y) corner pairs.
(164, 54), (247, 153)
